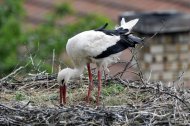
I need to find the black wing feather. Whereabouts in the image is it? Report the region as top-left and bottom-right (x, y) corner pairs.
(95, 23), (108, 31)
(95, 26), (129, 36)
(94, 34), (142, 59)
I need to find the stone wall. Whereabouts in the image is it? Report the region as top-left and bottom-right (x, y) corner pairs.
(138, 32), (190, 82)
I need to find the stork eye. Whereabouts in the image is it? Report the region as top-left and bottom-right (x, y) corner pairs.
(61, 79), (65, 84)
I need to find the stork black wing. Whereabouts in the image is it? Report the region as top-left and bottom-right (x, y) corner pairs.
(94, 34), (142, 59)
(95, 27), (129, 36)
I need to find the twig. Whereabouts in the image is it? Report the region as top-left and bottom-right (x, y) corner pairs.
(0, 66), (24, 83)
(130, 111), (170, 118)
(52, 49), (55, 74)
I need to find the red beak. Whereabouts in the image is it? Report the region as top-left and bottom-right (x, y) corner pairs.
(60, 84), (66, 105)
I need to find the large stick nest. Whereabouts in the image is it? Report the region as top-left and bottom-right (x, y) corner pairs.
(0, 66), (190, 126)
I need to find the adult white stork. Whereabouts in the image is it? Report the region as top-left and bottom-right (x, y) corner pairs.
(57, 18), (143, 105)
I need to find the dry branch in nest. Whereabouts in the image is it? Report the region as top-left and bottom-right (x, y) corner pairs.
(0, 69), (190, 125)
(0, 82), (190, 126)
(0, 48), (190, 125)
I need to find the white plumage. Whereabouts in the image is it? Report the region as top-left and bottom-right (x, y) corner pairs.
(66, 30), (120, 68)
(116, 18), (139, 32)
(57, 18), (142, 105)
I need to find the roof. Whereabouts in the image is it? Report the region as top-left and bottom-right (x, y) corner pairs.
(24, 0), (190, 27)
(120, 11), (190, 34)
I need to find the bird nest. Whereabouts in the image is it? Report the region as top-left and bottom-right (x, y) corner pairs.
(0, 67), (190, 125)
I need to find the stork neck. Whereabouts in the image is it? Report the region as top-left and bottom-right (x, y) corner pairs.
(71, 67), (84, 78)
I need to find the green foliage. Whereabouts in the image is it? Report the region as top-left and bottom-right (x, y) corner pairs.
(0, 0), (24, 24)
(48, 93), (58, 100)
(64, 14), (114, 37)
(102, 83), (125, 96)
(0, 1), (114, 75)
(0, 0), (24, 76)
(15, 91), (26, 101)
(54, 2), (74, 17)
(27, 14), (114, 56)
(22, 6), (72, 72)
(23, 12), (114, 73)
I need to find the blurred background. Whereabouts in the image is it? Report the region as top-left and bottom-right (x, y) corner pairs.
(1, 0), (190, 86)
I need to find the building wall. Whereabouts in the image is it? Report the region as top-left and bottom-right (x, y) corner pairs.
(139, 32), (190, 82)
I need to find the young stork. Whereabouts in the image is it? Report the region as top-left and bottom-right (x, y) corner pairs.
(57, 18), (143, 105)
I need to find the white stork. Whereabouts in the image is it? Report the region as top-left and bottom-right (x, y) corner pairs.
(57, 18), (143, 105)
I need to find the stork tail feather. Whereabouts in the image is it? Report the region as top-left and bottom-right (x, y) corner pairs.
(95, 23), (108, 31)
(119, 18), (139, 31)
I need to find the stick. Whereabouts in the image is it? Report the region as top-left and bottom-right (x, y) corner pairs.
(52, 49), (55, 74)
(0, 66), (24, 83)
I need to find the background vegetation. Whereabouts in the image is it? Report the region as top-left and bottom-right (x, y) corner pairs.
(0, 0), (24, 76)
(0, 0), (114, 77)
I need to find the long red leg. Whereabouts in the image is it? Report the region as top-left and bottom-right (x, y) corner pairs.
(60, 86), (63, 105)
(96, 69), (102, 106)
(86, 63), (94, 103)
(103, 69), (107, 83)
(62, 84), (67, 104)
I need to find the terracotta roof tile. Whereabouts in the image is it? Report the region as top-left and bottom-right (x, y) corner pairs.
(24, 0), (190, 25)
(71, 0), (122, 21)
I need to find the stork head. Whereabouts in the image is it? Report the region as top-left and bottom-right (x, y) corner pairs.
(57, 67), (83, 85)
(57, 67), (83, 105)
(57, 68), (72, 86)
(116, 18), (139, 34)
(57, 68), (73, 105)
